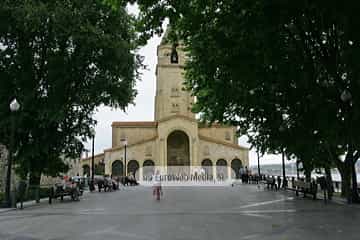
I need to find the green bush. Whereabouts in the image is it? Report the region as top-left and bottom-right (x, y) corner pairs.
(17, 186), (51, 202)
(39, 188), (51, 198)
(0, 186), (51, 204)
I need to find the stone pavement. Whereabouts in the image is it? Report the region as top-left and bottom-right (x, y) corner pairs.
(0, 197), (51, 214)
(0, 184), (359, 240)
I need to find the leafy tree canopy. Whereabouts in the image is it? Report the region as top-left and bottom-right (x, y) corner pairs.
(0, 0), (141, 177)
(135, 0), (360, 200)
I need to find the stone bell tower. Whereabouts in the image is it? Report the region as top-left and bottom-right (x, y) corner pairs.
(154, 29), (195, 121)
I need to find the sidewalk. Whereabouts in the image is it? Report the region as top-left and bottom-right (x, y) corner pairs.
(0, 207), (15, 213)
(284, 186), (360, 207)
(0, 197), (50, 213)
(315, 192), (347, 205)
(0, 190), (92, 213)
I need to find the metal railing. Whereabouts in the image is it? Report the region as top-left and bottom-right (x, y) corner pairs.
(15, 183), (53, 209)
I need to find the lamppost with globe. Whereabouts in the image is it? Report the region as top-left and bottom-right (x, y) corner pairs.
(120, 138), (128, 177)
(3, 98), (20, 208)
(279, 125), (287, 188)
(90, 128), (96, 191)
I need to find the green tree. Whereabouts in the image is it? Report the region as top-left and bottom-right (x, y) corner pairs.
(136, 0), (360, 202)
(0, 0), (140, 182)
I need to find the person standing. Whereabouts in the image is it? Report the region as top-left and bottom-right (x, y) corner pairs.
(152, 170), (162, 200)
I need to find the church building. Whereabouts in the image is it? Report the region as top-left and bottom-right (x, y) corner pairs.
(80, 32), (249, 181)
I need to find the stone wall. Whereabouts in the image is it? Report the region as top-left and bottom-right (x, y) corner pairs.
(105, 139), (157, 173)
(198, 139), (249, 167)
(80, 153), (105, 176)
(198, 125), (238, 145)
(112, 125), (157, 148)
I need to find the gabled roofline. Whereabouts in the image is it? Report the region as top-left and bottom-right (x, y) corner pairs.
(157, 114), (197, 123)
(81, 153), (105, 162)
(199, 135), (249, 151)
(104, 135), (158, 153)
(111, 121), (158, 128)
(198, 122), (235, 128)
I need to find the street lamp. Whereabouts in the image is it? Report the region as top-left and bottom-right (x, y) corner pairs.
(279, 125), (287, 188)
(4, 98), (20, 208)
(281, 150), (287, 188)
(120, 138), (127, 176)
(340, 89), (352, 103)
(90, 128), (95, 191)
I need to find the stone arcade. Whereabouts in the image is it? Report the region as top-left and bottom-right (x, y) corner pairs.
(80, 33), (249, 181)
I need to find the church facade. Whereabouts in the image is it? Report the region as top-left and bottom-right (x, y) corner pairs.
(80, 36), (249, 181)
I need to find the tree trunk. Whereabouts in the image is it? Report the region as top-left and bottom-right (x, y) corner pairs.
(29, 171), (41, 203)
(337, 162), (352, 202)
(351, 160), (359, 203)
(324, 166), (334, 200)
(29, 171), (41, 186)
(304, 169), (311, 182)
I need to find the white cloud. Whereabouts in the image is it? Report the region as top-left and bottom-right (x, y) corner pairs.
(84, 32), (162, 154)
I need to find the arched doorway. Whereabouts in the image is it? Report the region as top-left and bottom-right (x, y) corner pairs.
(216, 159), (228, 180)
(83, 164), (90, 177)
(231, 159), (243, 179)
(127, 160), (140, 179)
(167, 130), (190, 175)
(201, 159), (213, 177)
(143, 160), (155, 181)
(112, 160), (123, 177)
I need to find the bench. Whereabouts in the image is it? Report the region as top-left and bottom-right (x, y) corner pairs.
(264, 177), (278, 190)
(120, 176), (139, 186)
(293, 180), (317, 200)
(49, 183), (80, 204)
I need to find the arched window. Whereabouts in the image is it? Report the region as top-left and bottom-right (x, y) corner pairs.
(167, 130), (190, 175)
(201, 159), (213, 176)
(112, 160), (123, 177)
(231, 159), (243, 179)
(170, 45), (178, 64)
(143, 160), (155, 180)
(127, 160), (140, 179)
(216, 159), (228, 180)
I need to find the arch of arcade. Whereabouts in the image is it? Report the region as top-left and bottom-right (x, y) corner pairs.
(80, 29), (249, 181)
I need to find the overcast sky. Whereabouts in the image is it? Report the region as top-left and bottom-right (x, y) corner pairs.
(83, 4), (285, 166)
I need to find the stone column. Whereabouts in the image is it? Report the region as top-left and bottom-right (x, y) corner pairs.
(139, 167), (143, 182)
(227, 166), (232, 181)
(158, 138), (166, 174)
(213, 166), (217, 181)
(104, 152), (109, 176)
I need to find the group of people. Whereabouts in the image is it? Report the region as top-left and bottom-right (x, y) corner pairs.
(239, 166), (252, 183)
(120, 172), (139, 186)
(239, 167), (268, 184)
(86, 172), (140, 192)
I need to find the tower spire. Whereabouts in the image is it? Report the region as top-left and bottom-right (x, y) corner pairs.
(154, 28), (194, 121)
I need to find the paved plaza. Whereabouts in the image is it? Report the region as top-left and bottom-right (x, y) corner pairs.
(0, 185), (359, 240)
